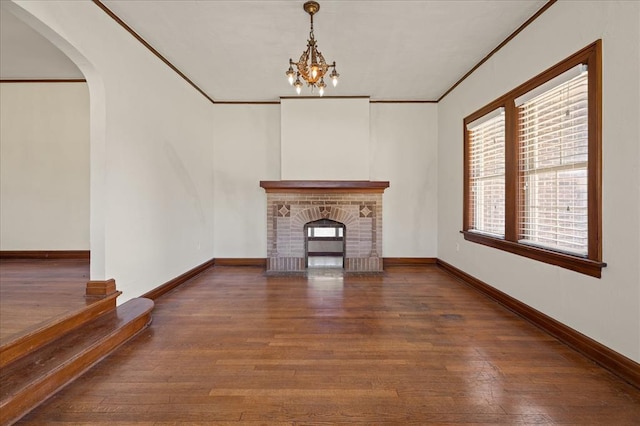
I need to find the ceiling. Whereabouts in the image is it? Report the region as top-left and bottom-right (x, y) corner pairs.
(1, 0), (548, 102)
(0, 7), (83, 80)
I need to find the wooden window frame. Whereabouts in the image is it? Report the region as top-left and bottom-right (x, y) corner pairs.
(463, 40), (606, 278)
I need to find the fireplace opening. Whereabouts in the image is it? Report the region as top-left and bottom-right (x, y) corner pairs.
(304, 219), (345, 269)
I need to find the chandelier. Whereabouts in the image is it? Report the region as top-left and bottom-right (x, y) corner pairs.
(285, 1), (339, 96)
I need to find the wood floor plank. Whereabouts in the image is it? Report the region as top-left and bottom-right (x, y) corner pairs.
(14, 265), (640, 425)
(0, 259), (90, 343)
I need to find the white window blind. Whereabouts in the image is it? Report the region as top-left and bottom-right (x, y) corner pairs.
(467, 108), (505, 237)
(518, 68), (589, 255)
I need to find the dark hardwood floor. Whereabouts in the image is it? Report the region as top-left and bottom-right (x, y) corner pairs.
(13, 265), (640, 424)
(0, 259), (90, 343)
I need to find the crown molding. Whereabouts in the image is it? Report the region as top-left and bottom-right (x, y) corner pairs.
(437, 0), (558, 102)
(92, 0), (215, 104)
(0, 79), (86, 83)
(93, 0), (557, 105)
(370, 100), (437, 104)
(216, 98), (437, 104)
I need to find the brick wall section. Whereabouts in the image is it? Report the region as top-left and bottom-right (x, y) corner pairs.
(265, 192), (384, 272)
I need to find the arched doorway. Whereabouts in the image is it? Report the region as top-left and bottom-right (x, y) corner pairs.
(1, 0), (107, 281)
(304, 219), (345, 268)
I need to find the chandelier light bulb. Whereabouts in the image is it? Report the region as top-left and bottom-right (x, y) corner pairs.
(311, 65), (319, 80)
(286, 62), (296, 85)
(294, 77), (303, 95)
(330, 68), (339, 87)
(285, 63), (296, 85)
(318, 79), (326, 96)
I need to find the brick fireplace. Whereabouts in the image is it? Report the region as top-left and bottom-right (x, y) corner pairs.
(260, 181), (389, 273)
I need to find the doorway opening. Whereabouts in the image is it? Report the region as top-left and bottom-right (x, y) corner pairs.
(304, 219), (345, 268)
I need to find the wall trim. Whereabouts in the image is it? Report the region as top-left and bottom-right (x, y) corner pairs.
(370, 100), (437, 104)
(215, 99), (438, 105)
(141, 259), (214, 300)
(152, 258), (436, 268)
(214, 101), (281, 105)
(437, 0), (558, 102)
(436, 258), (640, 389)
(91, 3), (437, 104)
(0, 79), (86, 83)
(91, 0), (214, 104)
(91, 0), (556, 105)
(281, 95), (370, 100)
(215, 258), (267, 267)
(383, 257), (437, 266)
(0, 250), (90, 260)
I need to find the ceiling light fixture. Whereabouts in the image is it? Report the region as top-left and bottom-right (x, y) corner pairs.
(285, 1), (339, 96)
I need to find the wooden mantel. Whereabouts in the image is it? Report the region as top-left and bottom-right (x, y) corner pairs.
(259, 180), (390, 193)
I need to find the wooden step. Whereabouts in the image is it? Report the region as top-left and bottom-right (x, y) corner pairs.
(0, 297), (154, 426)
(0, 291), (121, 369)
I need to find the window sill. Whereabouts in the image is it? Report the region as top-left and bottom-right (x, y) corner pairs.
(461, 231), (606, 278)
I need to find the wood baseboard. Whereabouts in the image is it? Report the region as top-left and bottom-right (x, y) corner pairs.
(142, 259), (215, 300)
(214, 258), (267, 267)
(213, 258), (441, 267)
(213, 258), (438, 267)
(436, 258), (640, 389)
(0, 251), (90, 260)
(383, 257), (437, 266)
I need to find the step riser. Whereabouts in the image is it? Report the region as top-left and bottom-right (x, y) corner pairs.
(0, 299), (153, 426)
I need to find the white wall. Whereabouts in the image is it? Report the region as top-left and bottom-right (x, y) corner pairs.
(212, 104), (280, 258)
(281, 98), (370, 180)
(437, 0), (640, 361)
(212, 102), (438, 259)
(370, 103), (438, 257)
(0, 82), (89, 250)
(11, 3), (631, 364)
(9, 0), (215, 302)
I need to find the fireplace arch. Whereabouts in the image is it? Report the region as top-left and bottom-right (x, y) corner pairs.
(291, 205), (357, 228)
(304, 219), (346, 268)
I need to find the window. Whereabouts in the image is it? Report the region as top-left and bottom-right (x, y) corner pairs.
(463, 40), (605, 277)
(467, 108), (506, 237)
(518, 65), (589, 255)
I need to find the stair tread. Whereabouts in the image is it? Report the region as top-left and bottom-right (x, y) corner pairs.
(0, 291), (121, 369)
(0, 297), (153, 401)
